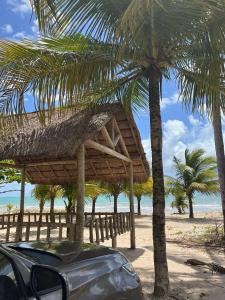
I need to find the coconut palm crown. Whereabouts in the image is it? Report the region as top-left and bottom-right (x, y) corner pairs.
(168, 148), (219, 218)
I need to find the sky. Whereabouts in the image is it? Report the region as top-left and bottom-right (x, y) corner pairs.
(0, 0), (223, 196)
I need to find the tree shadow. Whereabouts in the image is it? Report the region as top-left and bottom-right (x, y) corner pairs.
(117, 247), (146, 263)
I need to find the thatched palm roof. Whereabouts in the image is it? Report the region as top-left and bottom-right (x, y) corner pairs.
(0, 104), (150, 184)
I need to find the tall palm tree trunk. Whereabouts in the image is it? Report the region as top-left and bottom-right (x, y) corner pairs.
(212, 105), (225, 234)
(137, 196), (141, 215)
(114, 195), (118, 214)
(187, 194), (194, 218)
(149, 73), (169, 297)
(50, 197), (55, 223)
(92, 197), (97, 215)
(39, 201), (44, 222)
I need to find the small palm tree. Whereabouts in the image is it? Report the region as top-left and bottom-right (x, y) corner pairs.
(61, 184), (77, 214)
(170, 192), (188, 214)
(46, 185), (62, 223)
(6, 203), (14, 213)
(101, 182), (126, 214)
(32, 185), (49, 219)
(169, 149), (219, 218)
(85, 182), (106, 215)
(60, 184), (77, 237)
(132, 178), (153, 215)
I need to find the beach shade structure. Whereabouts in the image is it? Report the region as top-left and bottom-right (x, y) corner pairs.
(0, 104), (149, 247)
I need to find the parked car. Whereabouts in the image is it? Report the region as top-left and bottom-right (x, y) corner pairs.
(0, 241), (143, 300)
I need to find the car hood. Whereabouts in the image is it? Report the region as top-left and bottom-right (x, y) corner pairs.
(8, 241), (118, 264)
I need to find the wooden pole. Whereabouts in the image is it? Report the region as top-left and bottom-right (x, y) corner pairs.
(129, 163), (136, 249)
(76, 144), (85, 242)
(16, 168), (26, 241)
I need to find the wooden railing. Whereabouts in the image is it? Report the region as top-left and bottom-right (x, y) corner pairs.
(0, 212), (131, 247)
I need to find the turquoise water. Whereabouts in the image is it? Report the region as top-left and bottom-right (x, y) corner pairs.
(0, 193), (222, 214)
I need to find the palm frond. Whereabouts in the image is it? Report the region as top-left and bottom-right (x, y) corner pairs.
(30, 0), (131, 39)
(172, 147), (219, 199)
(0, 36), (123, 117)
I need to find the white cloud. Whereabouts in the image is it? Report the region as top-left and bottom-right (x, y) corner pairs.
(142, 115), (223, 175)
(31, 20), (39, 34)
(11, 20), (39, 41)
(12, 31), (33, 40)
(7, 0), (31, 16)
(161, 93), (180, 109)
(163, 120), (187, 172)
(188, 115), (201, 126)
(1, 24), (14, 34)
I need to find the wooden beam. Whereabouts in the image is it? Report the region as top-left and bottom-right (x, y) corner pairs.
(85, 139), (131, 163)
(20, 168), (26, 217)
(76, 144), (85, 243)
(26, 160), (77, 167)
(101, 126), (114, 149)
(128, 163), (136, 249)
(113, 134), (120, 147)
(15, 167), (26, 242)
(111, 118), (115, 145)
(113, 118), (130, 158)
(126, 117), (149, 178)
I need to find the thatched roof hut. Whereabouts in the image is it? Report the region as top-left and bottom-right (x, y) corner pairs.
(0, 104), (150, 184)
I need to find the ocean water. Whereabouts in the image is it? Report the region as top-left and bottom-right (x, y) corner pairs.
(0, 193), (222, 214)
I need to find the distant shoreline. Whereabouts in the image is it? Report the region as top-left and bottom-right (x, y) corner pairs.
(0, 194), (222, 214)
(0, 204), (222, 215)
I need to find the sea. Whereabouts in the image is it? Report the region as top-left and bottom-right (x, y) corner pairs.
(0, 193), (222, 214)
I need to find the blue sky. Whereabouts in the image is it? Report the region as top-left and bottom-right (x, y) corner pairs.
(0, 0), (222, 196)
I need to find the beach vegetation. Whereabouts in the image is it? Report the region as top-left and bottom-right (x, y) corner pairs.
(171, 192), (188, 215)
(6, 202), (14, 213)
(61, 184), (77, 215)
(0, 161), (22, 196)
(32, 185), (50, 218)
(126, 177), (153, 215)
(101, 182), (126, 214)
(179, 30), (225, 235)
(45, 185), (62, 223)
(168, 148), (219, 219)
(85, 182), (106, 215)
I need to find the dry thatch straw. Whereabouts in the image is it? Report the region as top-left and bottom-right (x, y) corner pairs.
(0, 104), (150, 184)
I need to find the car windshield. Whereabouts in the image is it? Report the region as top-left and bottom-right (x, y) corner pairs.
(9, 245), (62, 266)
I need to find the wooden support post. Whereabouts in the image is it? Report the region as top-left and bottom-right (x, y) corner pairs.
(129, 163), (136, 249)
(76, 144), (85, 242)
(16, 168), (25, 242)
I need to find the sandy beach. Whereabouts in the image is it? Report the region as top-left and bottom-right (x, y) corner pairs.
(1, 210), (225, 299)
(100, 212), (225, 300)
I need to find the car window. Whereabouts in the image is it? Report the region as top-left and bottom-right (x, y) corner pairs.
(0, 252), (17, 283)
(0, 252), (22, 300)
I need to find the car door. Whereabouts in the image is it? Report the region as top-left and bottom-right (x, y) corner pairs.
(0, 250), (26, 300)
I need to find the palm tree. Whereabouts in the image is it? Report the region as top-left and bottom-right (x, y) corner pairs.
(60, 184), (77, 237)
(61, 184), (77, 214)
(85, 182), (106, 215)
(171, 193), (188, 214)
(169, 149), (219, 218)
(1, 1), (225, 296)
(46, 185), (62, 223)
(132, 178), (153, 215)
(177, 28), (225, 232)
(32, 184), (49, 219)
(101, 182), (125, 214)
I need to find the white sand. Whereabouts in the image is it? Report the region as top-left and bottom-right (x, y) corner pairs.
(101, 212), (225, 300)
